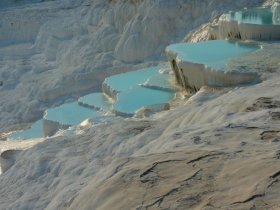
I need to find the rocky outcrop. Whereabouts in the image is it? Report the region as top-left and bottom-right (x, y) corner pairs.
(42, 118), (68, 137)
(0, 150), (21, 173)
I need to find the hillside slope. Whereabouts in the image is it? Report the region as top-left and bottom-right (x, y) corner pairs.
(1, 0), (280, 210)
(1, 75), (280, 209)
(0, 0), (267, 132)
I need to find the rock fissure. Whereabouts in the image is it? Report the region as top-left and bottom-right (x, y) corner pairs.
(231, 193), (265, 205)
(186, 152), (225, 164)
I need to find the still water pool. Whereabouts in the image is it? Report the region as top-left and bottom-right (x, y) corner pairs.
(226, 7), (280, 25)
(167, 40), (260, 70)
(44, 102), (101, 126)
(114, 86), (174, 116)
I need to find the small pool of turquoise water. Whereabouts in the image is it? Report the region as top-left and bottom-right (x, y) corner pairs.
(226, 7), (280, 25)
(44, 102), (101, 125)
(103, 66), (169, 92)
(9, 120), (44, 140)
(114, 86), (175, 116)
(167, 40), (260, 70)
(142, 73), (174, 91)
(79, 93), (112, 112)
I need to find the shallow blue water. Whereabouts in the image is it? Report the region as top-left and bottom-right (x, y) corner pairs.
(9, 66), (176, 140)
(226, 8), (279, 25)
(167, 40), (260, 70)
(44, 102), (101, 125)
(114, 87), (174, 115)
(104, 66), (169, 92)
(9, 120), (44, 140)
(79, 93), (112, 112)
(143, 73), (174, 91)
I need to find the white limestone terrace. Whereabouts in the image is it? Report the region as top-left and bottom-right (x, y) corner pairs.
(71, 66), (176, 119)
(1, 1), (280, 209)
(166, 40), (261, 91)
(79, 76), (176, 117)
(0, 0), (271, 133)
(8, 66), (176, 139)
(211, 3), (280, 40)
(8, 102), (102, 140)
(102, 65), (176, 117)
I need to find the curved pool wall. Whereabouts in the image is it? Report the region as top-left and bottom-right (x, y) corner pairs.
(113, 86), (175, 117)
(166, 40), (260, 91)
(212, 5), (280, 41)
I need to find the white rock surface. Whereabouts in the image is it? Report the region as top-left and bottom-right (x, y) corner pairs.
(1, 73), (280, 209)
(272, 1), (280, 22)
(0, 149), (21, 173)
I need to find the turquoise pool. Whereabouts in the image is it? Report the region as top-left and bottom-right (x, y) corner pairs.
(226, 7), (280, 25)
(9, 65), (176, 140)
(9, 120), (44, 140)
(103, 66), (169, 92)
(114, 86), (174, 116)
(167, 40), (260, 70)
(79, 93), (112, 112)
(44, 102), (101, 125)
(142, 73), (174, 92)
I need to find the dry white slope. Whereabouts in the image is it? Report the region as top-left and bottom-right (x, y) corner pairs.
(1, 72), (280, 209)
(1, 0), (280, 210)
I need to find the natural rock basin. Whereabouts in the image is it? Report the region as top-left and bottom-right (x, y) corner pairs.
(78, 93), (112, 113)
(8, 66), (176, 139)
(43, 102), (102, 137)
(8, 120), (44, 140)
(211, 5), (280, 40)
(103, 66), (175, 116)
(44, 102), (101, 126)
(142, 73), (175, 92)
(102, 66), (169, 99)
(226, 7), (279, 25)
(167, 40), (260, 70)
(166, 40), (260, 91)
(114, 86), (174, 117)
